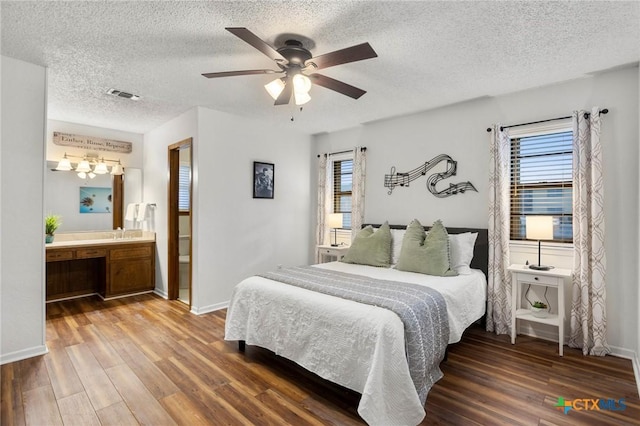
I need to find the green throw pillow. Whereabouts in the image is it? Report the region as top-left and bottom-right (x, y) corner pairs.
(341, 222), (392, 267)
(396, 219), (457, 276)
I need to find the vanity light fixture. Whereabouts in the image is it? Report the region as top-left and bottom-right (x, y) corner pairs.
(75, 157), (93, 173)
(93, 158), (109, 175)
(55, 153), (73, 171)
(54, 153), (125, 178)
(110, 160), (124, 176)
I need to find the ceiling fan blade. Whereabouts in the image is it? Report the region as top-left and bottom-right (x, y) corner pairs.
(226, 27), (288, 64)
(305, 42), (377, 70)
(202, 69), (282, 78)
(274, 76), (292, 106)
(309, 74), (367, 99)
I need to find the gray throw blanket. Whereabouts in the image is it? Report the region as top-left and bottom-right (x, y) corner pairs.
(259, 266), (449, 403)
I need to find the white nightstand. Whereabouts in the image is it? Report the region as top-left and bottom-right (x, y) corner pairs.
(508, 264), (572, 356)
(316, 245), (350, 263)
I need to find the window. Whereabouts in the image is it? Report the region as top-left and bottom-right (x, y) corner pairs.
(333, 158), (353, 229)
(178, 164), (190, 211)
(510, 129), (573, 242)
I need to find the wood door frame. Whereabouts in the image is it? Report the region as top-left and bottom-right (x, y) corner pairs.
(168, 138), (192, 302)
(112, 174), (124, 230)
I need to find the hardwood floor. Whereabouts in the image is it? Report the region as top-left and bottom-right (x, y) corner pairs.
(2, 293), (638, 425)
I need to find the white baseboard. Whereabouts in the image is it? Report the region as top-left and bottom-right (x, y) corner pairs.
(153, 288), (168, 299)
(633, 353), (640, 398)
(191, 300), (229, 315)
(0, 344), (48, 365)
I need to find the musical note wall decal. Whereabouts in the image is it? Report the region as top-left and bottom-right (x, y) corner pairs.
(384, 154), (477, 197)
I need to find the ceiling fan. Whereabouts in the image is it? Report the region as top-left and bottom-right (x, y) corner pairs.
(202, 27), (378, 106)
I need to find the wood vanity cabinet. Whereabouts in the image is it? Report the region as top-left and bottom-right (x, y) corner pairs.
(46, 241), (155, 301)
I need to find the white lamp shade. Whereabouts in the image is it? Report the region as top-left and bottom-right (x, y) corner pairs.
(56, 156), (72, 171)
(93, 160), (109, 174)
(265, 78), (285, 100)
(75, 159), (92, 173)
(110, 161), (124, 175)
(292, 74), (311, 93)
(327, 213), (343, 229)
(294, 91), (311, 105)
(526, 216), (554, 240)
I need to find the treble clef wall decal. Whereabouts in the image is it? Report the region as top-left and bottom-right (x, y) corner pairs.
(384, 154), (477, 197)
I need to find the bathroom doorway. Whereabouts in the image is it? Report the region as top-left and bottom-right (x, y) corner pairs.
(168, 138), (192, 306)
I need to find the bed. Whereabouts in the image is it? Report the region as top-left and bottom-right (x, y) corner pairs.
(225, 225), (488, 425)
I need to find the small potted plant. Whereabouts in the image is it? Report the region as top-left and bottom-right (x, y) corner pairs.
(530, 300), (548, 318)
(45, 214), (61, 243)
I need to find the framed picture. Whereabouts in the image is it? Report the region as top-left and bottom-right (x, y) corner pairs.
(79, 186), (112, 213)
(253, 161), (274, 199)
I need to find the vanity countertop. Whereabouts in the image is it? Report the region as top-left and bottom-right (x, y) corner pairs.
(46, 231), (155, 248)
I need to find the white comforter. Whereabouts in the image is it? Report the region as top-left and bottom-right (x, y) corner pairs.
(224, 262), (486, 425)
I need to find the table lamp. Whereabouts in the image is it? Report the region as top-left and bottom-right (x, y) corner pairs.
(526, 216), (554, 270)
(327, 213), (343, 247)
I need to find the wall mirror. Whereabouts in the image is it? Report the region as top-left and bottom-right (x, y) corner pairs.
(45, 161), (142, 232)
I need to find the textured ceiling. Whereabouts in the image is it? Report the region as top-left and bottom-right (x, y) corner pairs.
(1, 1), (639, 135)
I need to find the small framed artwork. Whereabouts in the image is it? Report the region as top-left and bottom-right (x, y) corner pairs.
(253, 161), (274, 199)
(79, 186), (112, 213)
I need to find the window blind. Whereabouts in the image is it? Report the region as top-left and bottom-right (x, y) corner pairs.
(510, 130), (573, 242)
(333, 159), (353, 229)
(178, 165), (190, 211)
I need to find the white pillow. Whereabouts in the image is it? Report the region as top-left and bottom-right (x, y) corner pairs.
(449, 232), (478, 275)
(390, 228), (406, 265)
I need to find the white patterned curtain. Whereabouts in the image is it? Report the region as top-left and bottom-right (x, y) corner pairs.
(569, 108), (610, 356)
(315, 154), (331, 262)
(351, 147), (367, 240)
(487, 125), (512, 335)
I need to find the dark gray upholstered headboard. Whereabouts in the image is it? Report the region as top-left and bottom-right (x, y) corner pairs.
(362, 224), (489, 279)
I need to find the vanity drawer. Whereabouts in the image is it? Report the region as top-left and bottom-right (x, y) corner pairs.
(76, 248), (107, 259)
(110, 245), (152, 260)
(46, 250), (74, 262)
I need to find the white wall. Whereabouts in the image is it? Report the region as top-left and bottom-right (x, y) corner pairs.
(143, 106), (312, 313)
(195, 107), (312, 311)
(313, 66), (639, 356)
(144, 108), (311, 313)
(143, 108), (198, 299)
(637, 67), (640, 391)
(0, 56), (48, 364)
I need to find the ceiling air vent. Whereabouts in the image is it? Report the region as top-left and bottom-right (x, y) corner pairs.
(106, 88), (140, 100)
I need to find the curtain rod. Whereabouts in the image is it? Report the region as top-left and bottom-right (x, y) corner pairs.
(317, 147), (367, 158)
(486, 108), (608, 133)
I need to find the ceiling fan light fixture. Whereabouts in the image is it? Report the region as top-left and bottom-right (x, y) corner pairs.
(294, 91), (311, 106)
(265, 78), (285, 100)
(292, 74), (311, 93)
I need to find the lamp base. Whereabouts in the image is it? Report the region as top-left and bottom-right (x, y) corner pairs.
(529, 264), (553, 271)
(330, 244), (338, 247)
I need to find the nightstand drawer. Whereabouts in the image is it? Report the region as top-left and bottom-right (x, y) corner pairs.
(515, 272), (559, 286)
(320, 248), (340, 256)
